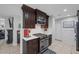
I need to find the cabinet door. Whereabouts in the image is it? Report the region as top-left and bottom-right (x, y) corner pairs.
(35, 9), (47, 24)
(17, 30), (20, 44)
(35, 9), (49, 29)
(27, 38), (39, 54)
(76, 38), (79, 51)
(49, 35), (52, 46)
(22, 5), (35, 28)
(28, 11), (35, 28)
(7, 30), (13, 44)
(49, 38), (52, 46)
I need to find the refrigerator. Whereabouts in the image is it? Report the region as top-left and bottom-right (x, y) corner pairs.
(76, 21), (79, 51)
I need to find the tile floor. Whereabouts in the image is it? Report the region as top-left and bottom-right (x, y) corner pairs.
(0, 39), (79, 54)
(42, 49), (56, 54)
(0, 40), (20, 54)
(48, 39), (79, 54)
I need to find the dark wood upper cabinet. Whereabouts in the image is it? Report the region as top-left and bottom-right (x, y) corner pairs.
(21, 5), (49, 29)
(22, 4), (35, 28)
(35, 9), (49, 28)
(44, 15), (49, 28)
(35, 9), (47, 19)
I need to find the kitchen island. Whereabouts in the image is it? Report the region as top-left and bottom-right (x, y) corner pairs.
(23, 33), (52, 54)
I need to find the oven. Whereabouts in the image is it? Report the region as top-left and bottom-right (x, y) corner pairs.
(33, 33), (50, 53)
(40, 37), (49, 53)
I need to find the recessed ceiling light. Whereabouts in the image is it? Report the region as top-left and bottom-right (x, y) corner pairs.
(64, 9), (67, 12)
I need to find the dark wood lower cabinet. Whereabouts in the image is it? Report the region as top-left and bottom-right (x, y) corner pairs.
(23, 35), (52, 54)
(23, 38), (40, 54)
(7, 30), (13, 44)
(49, 35), (52, 46)
(17, 30), (20, 44)
(0, 30), (5, 39)
(76, 36), (79, 51)
(76, 39), (79, 51)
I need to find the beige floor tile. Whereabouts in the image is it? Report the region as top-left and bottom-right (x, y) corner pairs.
(0, 41), (20, 54)
(49, 40), (79, 54)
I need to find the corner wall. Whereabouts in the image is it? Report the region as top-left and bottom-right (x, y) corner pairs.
(55, 16), (78, 45)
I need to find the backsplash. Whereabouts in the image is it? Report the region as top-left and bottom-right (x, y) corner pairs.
(30, 24), (45, 35)
(29, 24), (52, 35)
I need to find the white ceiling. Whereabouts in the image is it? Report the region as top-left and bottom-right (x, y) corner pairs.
(0, 4), (79, 19)
(27, 4), (79, 19)
(0, 4), (22, 17)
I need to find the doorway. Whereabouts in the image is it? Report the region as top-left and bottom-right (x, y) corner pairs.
(0, 17), (20, 54)
(53, 17), (78, 54)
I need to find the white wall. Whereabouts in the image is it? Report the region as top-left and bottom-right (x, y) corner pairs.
(55, 16), (78, 45)
(0, 4), (22, 46)
(0, 18), (5, 29)
(29, 25), (44, 35)
(44, 15), (56, 42)
(13, 16), (22, 46)
(55, 20), (62, 40)
(44, 16), (53, 34)
(52, 16), (56, 41)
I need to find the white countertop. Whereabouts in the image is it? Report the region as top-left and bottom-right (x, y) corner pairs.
(23, 35), (39, 41)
